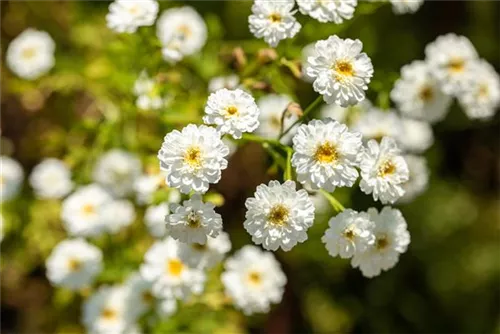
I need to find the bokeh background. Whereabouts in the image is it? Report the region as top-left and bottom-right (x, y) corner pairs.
(1, 1), (499, 333)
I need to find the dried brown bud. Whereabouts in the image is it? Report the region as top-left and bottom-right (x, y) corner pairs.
(257, 48), (278, 64)
(286, 102), (303, 117)
(231, 47), (247, 70)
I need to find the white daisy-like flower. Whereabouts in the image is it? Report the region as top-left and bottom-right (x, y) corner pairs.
(133, 71), (165, 110)
(157, 298), (178, 318)
(6, 28), (55, 80)
(158, 124), (230, 194)
(203, 88), (260, 139)
(46, 238), (102, 290)
(222, 137), (238, 158)
(297, 0), (357, 24)
(133, 168), (181, 205)
(106, 0), (158, 33)
(178, 231), (232, 270)
(292, 119), (363, 192)
(102, 199), (136, 234)
(398, 155), (430, 203)
(390, 0), (423, 15)
(321, 209), (374, 259)
(248, 0), (301, 48)
(0, 156), (24, 202)
(359, 137), (409, 204)
(140, 237), (206, 300)
(301, 43), (318, 83)
(156, 6), (207, 63)
(352, 108), (402, 142)
(29, 158), (73, 199)
(351, 207), (410, 278)
(397, 118), (434, 153)
(221, 245), (286, 315)
(458, 60), (500, 120)
(123, 273), (155, 318)
(255, 94), (299, 143)
(306, 35), (374, 107)
(144, 203), (169, 238)
(391, 60), (452, 123)
(319, 99), (372, 125)
(425, 33), (479, 95)
(208, 75), (240, 92)
(166, 194), (223, 245)
(244, 180), (315, 251)
(93, 149), (142, 198)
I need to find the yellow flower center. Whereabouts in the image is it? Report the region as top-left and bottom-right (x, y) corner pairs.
(448, 57), (465, 73)
(225, 105), (239, 117)
(378, 160), (396, 177)
(247, 271), (262, 285)
(268, 13), (282, 23)
(186, 212), (201, 228)
(177, 25), (192, 38)
(478, 84), (489, 98)
(268, 204), (290, 226)
(166, 258), (184, 277)
(184, 146), (203, 168)
(343, 228), (355, 241)
(314, 142), (338, 164)
(376, 235), (389, 250)
(334, 60), (354, 81)
(128, 5), (139, 14)
(101, 308), (117, 321)
(21, 47), (37, 60)
(67, 258), (82, 272)
(419, 85), (434, 102)
(82, 203), (95, 216)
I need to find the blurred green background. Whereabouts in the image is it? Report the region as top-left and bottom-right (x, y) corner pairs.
(1, 1), (499, 333)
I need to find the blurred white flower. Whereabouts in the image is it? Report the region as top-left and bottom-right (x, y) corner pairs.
(306, 35), (374, 107)
(301, 43), (318, 83)
(46, 238), (102, 290)
(208, 75), (240, 92)
(398, 155), (430, 203)
(352, 108), (402, 142)
(0, 156), (24, 202)
(244, 180), (315, 251)
(248, 0), (301, 47)
(133, 71), (166, 110)
(178, 231), (232, 269)
(221, 245), (286, 315)
(106, 0), (158, 33)
(29, 158), (73, 199)
(144, 203), (169, 238)
(123, 273), (155, 318)
(319, 99), (372, 125)
(390, 0), (423, 15)
(297, 0), (357, 23)
(397, 118), (434, 153)
(255, 94), (298, 144)
(157, 298), (178, 318)
(6, 28), (55, 80)
(102, 199), (136, 234)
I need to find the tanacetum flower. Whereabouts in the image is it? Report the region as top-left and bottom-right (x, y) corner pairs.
(248, 0), (301, 48)
(6, 28), (55, 80)
(144, 203), (169, 238)
(292, 119), (363, 191)
(203, 88), (260, 139)
(319, 99), (372, 126)
(46, 238), (102, 290)
(297, 0), (357, 24)
(101, 199), (136, 234)
(133, 71), (165, 110)
(123, 273), (155, 318)
(255, 94), (299, 143)
(106, 0), (158, 33)
(0, 156), (24, 202)
(221, 245), (286, 315)
(359, 137), (409, 204)
(352, 108), (402, 142)
(351, 207), (410, 278)
(301, 43), (318, 83)
(158, 124), (230, 194)
(178, 231), (232, 269)
(306, 35), (374, 107)
(397, 118), (434, 153)
(208, 75), (240, 92)
(244, 180), (315, 251)
(398, 155), (430, 203)
(29, 158), (73, 199)
(390, 0), (423, 15)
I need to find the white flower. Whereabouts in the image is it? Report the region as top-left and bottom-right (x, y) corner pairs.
(397, 118), (434, 153)
(178, 231), (232, 269)
(133, 71), (165, 110)
(321, 209), (374, 259)
(157, 298), (178, 318)
(248, 0), (301, 48)
(391, 60), (452, 123)
(301, 43), (318, 83)
(46, 238), (102, 290)
(398, 155), (430, 203)
(244, 180), (315, 251)
(221, 245), (286, 315)
(255, 94), (299, 143)
(319, 99), (372, 125)
(166, 195), (223, 245)
(102, 199), (136, 234)
(158, 124), (230, 194)
(352, 108), (402, 142)
(222, 137), (238, 158)
(359, 137), (409, 204)
(306, 35), (374, 107)
(458, 60), (500, 120)
(133, 167), (181, 205)
(140, 237), (206, 300)
(208, 75), (240, 92)
(390, 0), (423, 15)
(297, 0), (357, 23)
(93, 149), (142, 197)
(0, 156), (24, 202)
(292, 119), (363, 192)
(29, 158), (73, 199)
(106, 0), (158, 33)
(123, 273), (155, 318)
(144, 203), (169, 238)
(351, 207), (410, 278)
(157, 6), (207, 63)
(6, 28), (55, 80)
(203, 88), (260, 139)
(425, 33), (478, 94)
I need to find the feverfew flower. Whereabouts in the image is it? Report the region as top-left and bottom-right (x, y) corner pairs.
(133, 71), (166, 110)
(140, 237), (206, 300)
(93, 149), (142, 197)
(144, 203), (169, 238)
(351, 207), (410, 278)
(106, 0), (158, 33)
(157, 7), (207, 63)
(398, 155), (430, 203)
(255, 94), (299, 143)
(391, 60), (452, 123)
(301, 43), (318, 83)
(208, 75), (240, 92)
(244, 180), (315, 251)
(203, 88), (260, 139)
(133, 167), (181, 205)
(359, 137), (409, 204)
(248, 0), (301, 48)
(46, 239), (102, 290)
(425, 33), (478, 94)
(6, 29), (55, 80)
(102, 199), (136, 234)
(292, 119), (363, 191)
(397, 118), (434, 153)
(352, 108), (402, 142)
(306, 35), (374, 107)
(166, 195), (223, 244)
(158, 124), (230, 194)
(29, 158), (73, 199)
(390, 0), (423, 15)
(297, 0), (357, 24)
(321, 209), (374, 259)
(123, 273), (155, 318)
(221, 245), (286, 315)
(179, 231), (232, 269)
(0, 156), (24, 202)
(319, 99), (372, 125)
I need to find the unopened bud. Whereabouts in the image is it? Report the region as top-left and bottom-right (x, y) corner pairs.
(231, 47), (247, 70)
(286, 102), (303, 117)
(257, 48), (278, 64)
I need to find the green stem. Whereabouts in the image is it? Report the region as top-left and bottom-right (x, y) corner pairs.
(241, 133), (283, 148)
(319, 189), (345, 212)
(279, 95), (323, 139)
(262, 143), (286, 169)
(284, 149), (292, 180)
